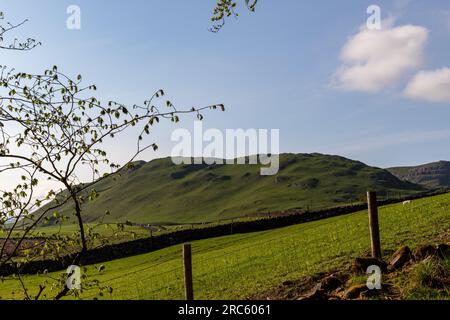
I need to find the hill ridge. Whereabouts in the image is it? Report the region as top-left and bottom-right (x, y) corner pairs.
(388, 160), (450, 189)
(43, 153), (424, 224)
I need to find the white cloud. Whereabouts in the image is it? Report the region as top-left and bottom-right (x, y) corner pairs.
(333, 20), (428, 92)
(404, 68), (450, 102)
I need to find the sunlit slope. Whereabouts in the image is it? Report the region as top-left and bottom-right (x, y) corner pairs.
(46, 153), (423, 224)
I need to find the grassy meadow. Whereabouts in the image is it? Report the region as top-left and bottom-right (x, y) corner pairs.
(0, 223), (152, 246)
(1, 192), (449, 300)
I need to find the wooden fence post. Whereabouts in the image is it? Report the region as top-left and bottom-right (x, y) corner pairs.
(367, 191), (382, 259)
(183, 244), (194, 300)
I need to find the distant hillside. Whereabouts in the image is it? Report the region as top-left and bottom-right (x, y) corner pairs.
(388, 161), (450, 189)
(43, 154), (423, 224)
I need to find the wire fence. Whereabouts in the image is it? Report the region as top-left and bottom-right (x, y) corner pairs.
(1, 192), (449, 300)
(74, 192), (450, 300)
(137, 189), (446, 237)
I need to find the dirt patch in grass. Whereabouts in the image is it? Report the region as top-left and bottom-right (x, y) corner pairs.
(250, 241), (450, 300)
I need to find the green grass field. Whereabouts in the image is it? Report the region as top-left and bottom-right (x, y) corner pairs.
(1, 193), (449, 300)
(0, 223), (151, 245)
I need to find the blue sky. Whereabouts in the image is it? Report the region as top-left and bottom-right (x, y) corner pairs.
(2, 0), (450, 169)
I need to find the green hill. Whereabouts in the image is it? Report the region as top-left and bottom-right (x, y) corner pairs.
(388, 161), (450, 189)
(44, 153), (423, 225)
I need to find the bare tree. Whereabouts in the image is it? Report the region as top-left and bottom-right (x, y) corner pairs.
(0, 11), (40, 51)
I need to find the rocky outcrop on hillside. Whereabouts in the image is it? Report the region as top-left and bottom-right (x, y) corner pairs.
(388, 161), (450, 189)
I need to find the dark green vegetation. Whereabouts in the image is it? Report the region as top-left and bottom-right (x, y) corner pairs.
(388, 161), (450, 189)
(2, 192), (449, 300)
(43, 154), (423, 225)
(394, 256), (450, 299)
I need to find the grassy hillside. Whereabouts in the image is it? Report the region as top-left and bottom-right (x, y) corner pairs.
(42, 153), (423, 225)
(2, 192), (449, 300)
(388, 161), (450, 189)
(1, 223), (151, 243)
